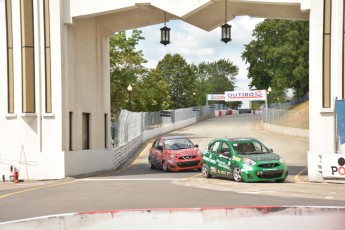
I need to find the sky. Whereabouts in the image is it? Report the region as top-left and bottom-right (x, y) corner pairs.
(135, 16), (264, 91)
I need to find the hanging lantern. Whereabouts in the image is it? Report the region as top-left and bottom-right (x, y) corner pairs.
(160, 26), (171, 46)
(160, 12), (171, 46)
(221, 23), (231, 43)
(221, 0), (232, 44)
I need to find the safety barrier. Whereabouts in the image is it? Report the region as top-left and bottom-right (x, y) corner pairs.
(1, 206), (344, 230)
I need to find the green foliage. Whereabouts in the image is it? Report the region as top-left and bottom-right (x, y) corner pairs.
(133, 69), (171, 111)
(157, 54), (197, 109)
(195, 59), (239, 107)
(109, 31), (241, 114)
(109, 29), (147, 115)
(242, 19), (309, 99)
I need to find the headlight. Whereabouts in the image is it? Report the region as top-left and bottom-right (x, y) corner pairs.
(243, 157), (256, 165)
(169, 154), (176, 159)
(197, 149), (203, 156)
(279, 157), (285, 164)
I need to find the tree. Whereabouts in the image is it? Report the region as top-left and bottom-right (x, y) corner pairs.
(195, 59), (239, 107)
(133, 69), (171, 112)
(157, 54), (197, 109)
(242, 19), (309, 99)
(109, 29), (147, 116)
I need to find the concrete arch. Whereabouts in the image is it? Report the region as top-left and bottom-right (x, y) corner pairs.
(0, 0), (341, 182)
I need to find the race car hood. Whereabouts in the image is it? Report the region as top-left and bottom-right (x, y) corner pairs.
(244, 153), (280, 162)
(167, 148), (198, 156)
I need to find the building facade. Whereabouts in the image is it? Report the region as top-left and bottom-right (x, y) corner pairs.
(0, 0), (342, 181)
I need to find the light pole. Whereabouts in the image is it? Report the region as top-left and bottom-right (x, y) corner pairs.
(267, 86), (272, 108)
(192, 92), (196, 106)
(127, 84), (132, 110)
(249, 86), (256, 110)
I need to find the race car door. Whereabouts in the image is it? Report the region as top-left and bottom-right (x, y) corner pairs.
(205, 140), (221, 176)
(216, 141), (232, 178)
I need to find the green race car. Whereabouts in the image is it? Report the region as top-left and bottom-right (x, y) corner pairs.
(202, 137), (288, 182)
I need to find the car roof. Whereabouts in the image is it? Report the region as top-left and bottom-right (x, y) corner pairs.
(162, 136), (189, 140)
(211, 137), (259, 143)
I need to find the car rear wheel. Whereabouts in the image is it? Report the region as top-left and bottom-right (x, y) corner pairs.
(201, 163), (212, 178)
(232, 167), (243, 182)
(162, 160), (169, 172)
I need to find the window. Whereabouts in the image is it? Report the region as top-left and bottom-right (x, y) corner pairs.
(82, 113), (90, 150)
(209, 141), (220, 153)
(21, 0), (35, 113)
(220, 142), (230, 153)
(6, 0), (14, 113)
(104, 114), (108, 148)
(323, 0), (331, 108)
(44, 0), (52, 113)
(157, 140), (163, 150)
(69, 112), (73, 151)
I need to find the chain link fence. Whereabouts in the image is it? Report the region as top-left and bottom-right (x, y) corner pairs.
(112, 104), (224, 147)
(262, 108), (309, 129)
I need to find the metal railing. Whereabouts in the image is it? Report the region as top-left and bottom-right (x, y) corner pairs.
(112, 104), (224, 147)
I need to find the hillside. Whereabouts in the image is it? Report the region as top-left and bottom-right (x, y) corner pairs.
(275, 101), (309, 129)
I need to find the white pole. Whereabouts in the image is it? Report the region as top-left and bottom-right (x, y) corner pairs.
(265, 90), (268, 122)
(265, 90), (268, 109)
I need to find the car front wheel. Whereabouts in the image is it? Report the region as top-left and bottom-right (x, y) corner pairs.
(149, 157), (155, 169)
(162, 160), (169, 172)
(232, 167), (243, 182)
(202, 163), (212, 178)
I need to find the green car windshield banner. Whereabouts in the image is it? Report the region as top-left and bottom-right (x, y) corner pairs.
(336, 100), (345, 152)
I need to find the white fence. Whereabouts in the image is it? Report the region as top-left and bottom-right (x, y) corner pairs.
(111, 105), (224, 171)
(113, 105), (223, 147)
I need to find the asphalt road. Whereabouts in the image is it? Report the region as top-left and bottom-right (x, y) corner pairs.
(1, 114), (345, 223)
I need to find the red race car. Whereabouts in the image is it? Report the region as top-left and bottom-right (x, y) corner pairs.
(148, 136), (202, 172)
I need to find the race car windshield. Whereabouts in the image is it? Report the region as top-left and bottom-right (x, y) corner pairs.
(164, 138), (194, 150)
(232, 141), (270, 155)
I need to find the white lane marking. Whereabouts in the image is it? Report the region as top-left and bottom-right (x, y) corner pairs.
(81, 178), (186, 181)
(238, 192), (260, 194)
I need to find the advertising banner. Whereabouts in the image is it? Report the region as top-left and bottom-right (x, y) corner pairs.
(207, 94), (225, 101)
(322, 100), (345, 178)
(336, 100), (345, 152)
(224, 90), (267, 102)
(321, 154), (345, 178)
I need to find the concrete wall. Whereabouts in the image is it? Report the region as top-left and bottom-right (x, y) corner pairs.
(261, 121), (309, 139)
(0, 0), (65, 180)
(1, 207), (344, 230)
(307, 0), (341, 181)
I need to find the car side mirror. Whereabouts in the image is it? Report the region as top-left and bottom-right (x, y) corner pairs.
(195, 144), (199, 148)
(269, 148), (273, 152)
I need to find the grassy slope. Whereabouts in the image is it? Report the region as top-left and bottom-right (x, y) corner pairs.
(275, 101), (309, 129)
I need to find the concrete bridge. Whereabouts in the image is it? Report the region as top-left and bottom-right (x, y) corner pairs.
(0, 0), (342, 182)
